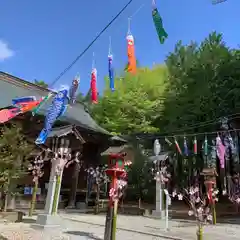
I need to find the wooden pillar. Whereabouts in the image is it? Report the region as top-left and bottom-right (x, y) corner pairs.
(67, 161), (80, 208)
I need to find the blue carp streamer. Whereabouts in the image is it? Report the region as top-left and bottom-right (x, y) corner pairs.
(35, 89), (68, 145)
(108, 54), (114, 91)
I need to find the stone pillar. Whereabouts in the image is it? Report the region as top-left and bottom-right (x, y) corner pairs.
(34, 160), (60, 229)
(152, 181), (165, 219)
(44, 160), (57, 214)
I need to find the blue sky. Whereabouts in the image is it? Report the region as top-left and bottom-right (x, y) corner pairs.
(0, 0), (239, 95)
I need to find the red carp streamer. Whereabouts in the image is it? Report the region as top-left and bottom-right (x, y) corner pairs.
(91, 68), (98, 103)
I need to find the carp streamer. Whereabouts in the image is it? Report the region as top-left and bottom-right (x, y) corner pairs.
(152, 0), (168, 44)
(91, 68), (98, 103)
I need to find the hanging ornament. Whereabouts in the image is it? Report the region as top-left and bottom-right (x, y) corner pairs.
(165, 137), (172, 146)
(32, 93), (52, 116)
(35, 87), (68, 145)
(183, 136), (189, 156)
(108, 37), (115, 91)
(0, 108), (21, 123)
(204, 135), (208, 156)
(174, 137), (182, 155)
(126, 18), (137, 74)
(216, 134), (225, 169)
(69, 74), (80, 105)
(193, 136), (197, 154)
(210, 139), (217, 169)
(90, 53), (98, 104)
(234, 132), (240, 166)
(152, 0), (168, 44)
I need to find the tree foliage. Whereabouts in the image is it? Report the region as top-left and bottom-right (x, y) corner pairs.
(0, 123), (33, 209)
(91, 66), (168, 135)
(160, 32), (240, 133)
(34, 79), (48, 88)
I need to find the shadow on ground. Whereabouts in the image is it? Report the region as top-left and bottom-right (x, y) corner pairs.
(22, 218), (36, 224)
(66, 231), (102, 240)
(171, 215), (240, 225)
(0, 235), (7, 240)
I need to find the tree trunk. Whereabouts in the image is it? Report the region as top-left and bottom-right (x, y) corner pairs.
(29, 181), (38, 216)
(3, 177), (11, 212)
(3, 194), (8, 212)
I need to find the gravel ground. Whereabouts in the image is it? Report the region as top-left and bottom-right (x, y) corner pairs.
(1, 213), (240, 240)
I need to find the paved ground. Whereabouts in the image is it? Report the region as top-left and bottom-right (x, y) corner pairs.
(1, 213), (240, 239)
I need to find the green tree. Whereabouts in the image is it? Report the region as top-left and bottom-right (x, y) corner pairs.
(0, 123), (33, 211)
(91, 65), (168, 135)
(160, 32), (240, 133)
(34, 79), (48, 88)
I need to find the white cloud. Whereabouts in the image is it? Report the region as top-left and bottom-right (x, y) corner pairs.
(0, 39), (14, 61)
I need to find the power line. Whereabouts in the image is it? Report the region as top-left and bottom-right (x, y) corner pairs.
(159, 113), (240, 135)
(50, 0), (134, 87)
(132, 113), (240, 139)
(163, 128), (240, 139)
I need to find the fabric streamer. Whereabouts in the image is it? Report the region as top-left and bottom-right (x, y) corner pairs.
(204, 135), (208, 156)
(174, 137), (182, 155)
(0, 98), (42, 123)
(183, 136), (189, 156)
(126, 33), (137, 74)
(35, 88), (68, 145)
(165, 137), (172, 146)
(216, 135), (225, 169)
(0, 108), (21, 123)
(32, 93), (52, 116)
(234, 133), (240, 165)
(18, 99), (42, 113)
(210, 140), (217, 169)
(91, 68), (98, 103)
(152, 0), (168, 44)
(12, 96), (36, 105)
(69, 74), (80, 105)
(193, 136), (197, 154)
(108, 54), (115, 91)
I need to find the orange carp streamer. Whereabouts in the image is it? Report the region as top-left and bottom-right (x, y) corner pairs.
(126, 34), (137, 74)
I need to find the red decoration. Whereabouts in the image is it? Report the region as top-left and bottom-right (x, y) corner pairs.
(91, 68), (98, 104)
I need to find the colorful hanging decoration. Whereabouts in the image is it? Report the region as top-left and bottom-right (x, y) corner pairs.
(91, 68), (98, 103)
(108, 37), (115, 91)
(0, 108), (21, 123)
(174, 137), (182, 155)
(233, 132), (240, 166)
(183, 136), (189, 156)
(69, 74), (80, 105)
(35, 88), (68, 145)
(204, 135), (208, 156)
(165, 137), (172, 146)
(193, 136), (197, 154)
(12, 96), (36, 105)
(32, 93), (52, 116)
(216, 134), (225, 169)
(152, 0), (168, 44)
(126, 19), (137, 74)
(0, 97), (43, 123)
(18, 99), (42, 113)
(108, 55), (114, 91)
(210, 139), (217, 169)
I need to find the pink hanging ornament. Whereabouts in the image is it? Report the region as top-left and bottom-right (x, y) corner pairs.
(216, 135), (225, 169)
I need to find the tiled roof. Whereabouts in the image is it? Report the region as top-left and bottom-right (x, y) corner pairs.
(0, 72), (109, 135)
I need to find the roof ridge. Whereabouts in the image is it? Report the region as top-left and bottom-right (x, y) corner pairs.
(0, 71), (51, 93)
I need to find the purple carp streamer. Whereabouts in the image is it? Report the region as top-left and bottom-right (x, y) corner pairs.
(69, 74), (80, 105)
